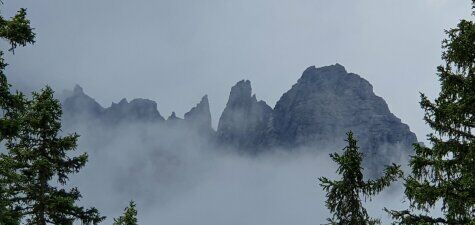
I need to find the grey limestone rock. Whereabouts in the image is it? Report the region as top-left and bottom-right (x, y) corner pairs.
(217, 80), (273, 152)
(184, 95), (213, 131)
(62, 85), (104, 119)
(101, 98), (164, 124)
(271, 64), (417, 170)
(62, 64), (418, 172)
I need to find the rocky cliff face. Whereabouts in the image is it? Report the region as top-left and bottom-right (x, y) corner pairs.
(167, 112), (179, 120)
(101, 98), (165, 124)
(270, 64), (417, 169)
(61, 64), (417, 171)
(217, 80), (273, 151)
(62, 85), (104, 119)
(62, 86), (212, 132)
(184, 95), (213, 131)
(62, 85), (165, 125)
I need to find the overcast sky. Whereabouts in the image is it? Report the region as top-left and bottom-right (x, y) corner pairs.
(2, 0), (473, 141)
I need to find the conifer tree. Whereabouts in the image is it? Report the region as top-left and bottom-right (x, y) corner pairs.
(319, 131), (403, 225)
(113, 201), (138, 225)
(1, 87), (105, 225)
(0, 6), (104, 225)
(386, 1), (475, 224)
(0, 7), (35, 140)
(0, 7), (35, 225)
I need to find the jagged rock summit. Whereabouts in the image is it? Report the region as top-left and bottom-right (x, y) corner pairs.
(273, 64), (413, 145)
(62, 85), (214, 133)
(217, 80), (273, 151)
(167, 112), (181, 121)
(101, 98), (164, 124)
(62, 84), (104, 118)
(214, 64), (417, 170)
(184, 95), (213, 131)
(61, 64), (417, 170)
(270, 64), (417, 169)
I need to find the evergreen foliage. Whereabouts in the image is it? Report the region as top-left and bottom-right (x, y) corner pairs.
(0, 7), (35, 225)
(1, 87), (105, 225)
(113, 201), (138, 225)
(0, 6), (104, 225)
(319, 131), (403, 225)
(0, 7), (34, 141)
(386, 1), (475, 224)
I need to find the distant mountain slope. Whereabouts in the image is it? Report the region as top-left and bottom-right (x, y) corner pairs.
(61, 85), (214, 134)
(216, 64), (416, 171)
(63, 85), (103, 119)
(272, 64), (416, 169)
(62, 64), (417, 171)
(217, 80), (273, 152)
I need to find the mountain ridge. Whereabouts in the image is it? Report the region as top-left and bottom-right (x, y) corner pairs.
(61, 64), (417, 170)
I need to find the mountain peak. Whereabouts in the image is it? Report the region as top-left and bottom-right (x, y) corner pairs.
(184, 95), (212, 130)
(300, 63), (348, 83)
(199, 95), (209, 106)
(168, 111), (180, 120)
(317, 63), (346, 73)
(104, 98), (164, 123)
(218, 80), (273, 150)
(118, 98), (128, 105)
(62, 85), (104, 119)
(227, 80), (252, 105)
(73, 84), (84, 94)
(271, 64), (417, 173)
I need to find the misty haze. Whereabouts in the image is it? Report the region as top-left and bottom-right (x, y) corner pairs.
(0, 1), (474, 225)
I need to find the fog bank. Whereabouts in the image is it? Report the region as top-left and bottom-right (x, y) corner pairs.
(64, 119), (410, 225)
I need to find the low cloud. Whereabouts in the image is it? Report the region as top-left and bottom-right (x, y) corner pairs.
(64, 119), (410, 225)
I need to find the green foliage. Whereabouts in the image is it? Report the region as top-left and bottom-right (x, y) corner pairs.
(0, 7), (35, 137)
(386, 2), (475, 225)
(0, 6), (104, 225)
(0, 7), (35, 225)
(0, 151), (22, 225)
(114, 201), (138, 225)
(1, 87), (105, 225)
(319, 131), (403, 225)
(0, 7), (34, 141)
(0, 8), (35, 53)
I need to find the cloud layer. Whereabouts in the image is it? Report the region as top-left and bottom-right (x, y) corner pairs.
(63, 119), (409, 225)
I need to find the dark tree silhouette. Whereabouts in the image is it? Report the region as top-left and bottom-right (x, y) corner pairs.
(320, 131), (403, 225)
(0, 6), (104, 225)
(386, 1), (475, 224)
(114, 201), (138, 225)
(0, 7), (35, 225)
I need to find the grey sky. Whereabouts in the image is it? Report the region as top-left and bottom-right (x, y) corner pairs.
(3, 0), (472, 141)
